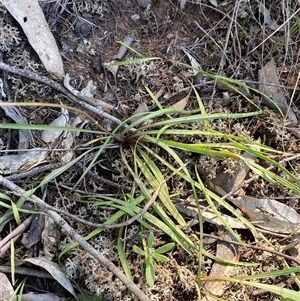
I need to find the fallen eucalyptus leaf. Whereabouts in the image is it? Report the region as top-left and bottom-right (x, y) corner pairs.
(1, 104), (34, 150)
(21, 215), (45, 249)
(229, 196), (300, 234)
(23, 257), (79, 301)
(41, 216), (61, 261)
(174, 198), (247, 229)
(131, 103), (149, 123)
(182, 48), (201, 75)
(41, 107), (69, 143)
(0, 149), (48, 175)
(208, 0), (218, 8)
(0, 272), (15, 301)
(0, 0), (65, 79)
(203, 229), (239, 300)
(258, 1), (282, 31)
(169, 88), (191, 110)
(258, 58), (297, 123)
(105, 36), (134, 87)
(79, 80), (115, 110)
(21, 293), (66, 301)
(208, 147), (258, 195)
(59, 114), (89, 163)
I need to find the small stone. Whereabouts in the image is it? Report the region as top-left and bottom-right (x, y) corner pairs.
(131, 13), (140, 21)
(75, 20), (92, 36)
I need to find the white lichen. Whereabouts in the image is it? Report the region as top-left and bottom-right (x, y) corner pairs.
(76, 0), (109, 17)
(0, 19), (21, 52)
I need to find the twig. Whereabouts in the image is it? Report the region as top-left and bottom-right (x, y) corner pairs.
(0, 174), (153, 301)
(5, 162), (65, 181)
(10, 180), (163, 229)
(74, 159), (126, 190)
(202, 233), (300, 266)
(247, 7), (300, 55)
(0, 62), (123, 127)
(0, 215), (33, 257)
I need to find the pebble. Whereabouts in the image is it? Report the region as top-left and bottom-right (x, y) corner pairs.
(131, 13), (140, 21)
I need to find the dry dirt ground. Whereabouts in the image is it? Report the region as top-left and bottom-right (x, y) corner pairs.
(0, 0), (300, 300)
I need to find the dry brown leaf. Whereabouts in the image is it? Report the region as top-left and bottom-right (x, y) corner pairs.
(0, 149), (48, 175)
(41, 216), (61, 261)
(0, 0), (65, 79)
(169, 89), (191, 110)
(287, 127), (300, 139)
(21, 215), (45, 249)
(208, 144), (300, 234)
(174, 198), (247, 229)
(258, 58), (297, 123)
(203, 229), (239, 300)
(1, 105), (34, 151)
(23, 258), (79, 301)
(229, 196), (300, 234)
(208, 149), (257, 195)
(0, 272), (15, 301)
(41, 107), (69, 143)
(21, 293), (65, 301)
(182, 48), (201, 75)
(131, 103), (149, 123)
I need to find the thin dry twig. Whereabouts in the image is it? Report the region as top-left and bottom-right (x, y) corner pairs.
(203, 233), (300, 266)
(0, 215), (33, 257)
(0, 174), (153, 301)
(0, 62), (123, 127)
(248, 7), (300, 55)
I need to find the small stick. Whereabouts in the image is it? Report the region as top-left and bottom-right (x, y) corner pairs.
(0, 62), (123, 127)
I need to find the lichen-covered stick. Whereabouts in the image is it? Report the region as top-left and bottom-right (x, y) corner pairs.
(0, 175), (152, 301)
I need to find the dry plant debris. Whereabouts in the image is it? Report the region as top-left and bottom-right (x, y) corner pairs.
(0, 0), (300, 300)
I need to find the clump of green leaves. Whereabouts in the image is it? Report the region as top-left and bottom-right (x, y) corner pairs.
(133, 232), (175, 286)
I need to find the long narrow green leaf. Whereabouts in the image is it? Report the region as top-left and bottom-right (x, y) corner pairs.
(8, 278), (26, 301)
(136, 149), (186, 226)
(109, 57), (160, 66)
(143, 111), (261, 129)
(10, 201), (21, 225)
(59, 195), (146, 259)
(141, 142), (270, 245)
(117, 222), (138, 301)
(236, 281), (300, 300)
(196, 173), (245, 246)
(141, 129), (280, 154)
(105, 199), (194, 254)
(156, 139), (241, 158)
(10, 238), (15, 285)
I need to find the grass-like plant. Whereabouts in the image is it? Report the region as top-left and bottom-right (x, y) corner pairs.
(1, 62), (300, 300)
(132, 231), (175, 286)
